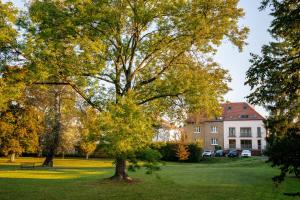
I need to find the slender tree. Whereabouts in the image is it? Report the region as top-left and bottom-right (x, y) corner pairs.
(23, 0), (248, 180)
(176, 131), (190, 161)
(246, 0), (300, 183)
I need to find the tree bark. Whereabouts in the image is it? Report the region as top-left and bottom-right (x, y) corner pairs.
(43, 90), (61, 167)
(86, 153), (89, 160)
(110, 158), (132, 181)
(10, 153), (15, 162)
(43, 153), (54, 167)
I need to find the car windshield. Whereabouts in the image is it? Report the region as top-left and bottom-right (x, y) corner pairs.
(204, 151), (211, 153)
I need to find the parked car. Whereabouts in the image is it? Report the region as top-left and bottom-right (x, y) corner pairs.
(241, 150), (251, 157)
(227, 149), (239, 157)
(215, 150), (225, 157)
(202, 150), (214, 157)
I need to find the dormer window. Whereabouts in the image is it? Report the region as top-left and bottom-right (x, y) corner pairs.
(243, 105), (247, 109)
(227, 106), (232, 110)
(240, 115), (249, 118)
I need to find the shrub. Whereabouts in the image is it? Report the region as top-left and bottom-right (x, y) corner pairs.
(187, 143), (203, 162)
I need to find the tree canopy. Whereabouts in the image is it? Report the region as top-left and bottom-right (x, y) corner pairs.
(0, 0), (249, 180)
(246, 0), (300, 182)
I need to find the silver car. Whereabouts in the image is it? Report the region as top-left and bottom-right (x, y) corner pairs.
(241, 150), (251, 157)
(202, 150), (214, 157)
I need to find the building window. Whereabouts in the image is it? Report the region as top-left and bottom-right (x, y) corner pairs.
(211, 126), (217, 133)
(240, 115), (249, 119)
(240, 127), (252, 137)
(229, 139), (236, 149)
(211, 138), (218, 145)
(241, 140), (252, 149)
(257, 127), (261, 138)
(228, 106), (232, 111)
(229, 127), (236, 137)
(194, 126), (201, 133)
(258, 140), (261, 150)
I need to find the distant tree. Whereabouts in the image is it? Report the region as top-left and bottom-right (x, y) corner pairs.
(79, 139), (97, 160)
(0, 102), (43, 162)
(246, 0), (300, 183)
(58, 126), (79, 159)
(78, 107), (100, 160)
(24, 0), (248, 181)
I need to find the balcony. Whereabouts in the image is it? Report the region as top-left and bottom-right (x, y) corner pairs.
(228, 133), (236, 137)
(240, 133), (252, 137)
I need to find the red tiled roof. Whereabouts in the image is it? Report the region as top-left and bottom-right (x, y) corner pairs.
(221, 102), (265, 121)
(186, 102), (265, 123)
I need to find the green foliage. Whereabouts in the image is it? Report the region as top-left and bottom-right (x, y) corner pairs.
(128, 147), (162, 174)
(187, 143), (203, 163)
(246, 0), (300, 182)
(100, 95), (155, 158)
(0, 1), (23, 110)
(266, 127), (300, 182)
(0, 1), (18, 66)
(78, 107), (100, 157)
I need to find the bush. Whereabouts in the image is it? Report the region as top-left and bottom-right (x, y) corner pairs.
(187, 143), (203, 162)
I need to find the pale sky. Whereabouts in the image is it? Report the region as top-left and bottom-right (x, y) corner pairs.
(215, 0), (273, 117)
(7, 0), (273, 116)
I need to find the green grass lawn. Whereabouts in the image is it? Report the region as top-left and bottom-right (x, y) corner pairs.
(0, 157), (299, 200)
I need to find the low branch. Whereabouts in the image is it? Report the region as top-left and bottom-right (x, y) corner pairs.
(138, 91), (187, 105)
(136, 50), (186, 88)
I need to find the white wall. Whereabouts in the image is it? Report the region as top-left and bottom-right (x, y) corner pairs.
(153, 129), (181, 142)
(223, 120), (267, 150)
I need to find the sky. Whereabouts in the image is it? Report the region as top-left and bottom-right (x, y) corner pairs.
(214, 0), (273, 116)
(6, 0), (273, 116)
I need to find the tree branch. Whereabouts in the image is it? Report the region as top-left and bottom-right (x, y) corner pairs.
(138, 91), (187, 105)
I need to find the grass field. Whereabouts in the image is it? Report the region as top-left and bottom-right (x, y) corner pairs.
(0, 157), (299, 200)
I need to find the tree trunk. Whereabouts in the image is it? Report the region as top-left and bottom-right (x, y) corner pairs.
(62, 151), (65, 159)
(86, 153), (89, 160)
(43, 152), (54, 167)
(10, 153), (15, 162)
(43, 90), (61, 167)
(110, 158), (132, 181)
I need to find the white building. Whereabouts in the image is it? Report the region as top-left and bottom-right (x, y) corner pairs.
(222, 102), (267, 153)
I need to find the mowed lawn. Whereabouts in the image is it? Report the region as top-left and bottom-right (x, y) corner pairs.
(0, 157), (299, 200)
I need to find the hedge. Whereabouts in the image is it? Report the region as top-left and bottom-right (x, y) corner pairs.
(150, 142), (203, 162)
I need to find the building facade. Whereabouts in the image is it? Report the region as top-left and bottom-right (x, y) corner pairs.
(185, 117), (224, 150)
(222, 102), (267, 153)
(184, 102), (267, 153)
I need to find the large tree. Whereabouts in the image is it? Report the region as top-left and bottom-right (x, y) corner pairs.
(0, 101), (43, 162)
(246, 0), (300, 182)
(24, 0), (248, 180)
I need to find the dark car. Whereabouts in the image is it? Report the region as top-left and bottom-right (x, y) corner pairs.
(227, 149), (239, 157)
(215, 150), (225, 157)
